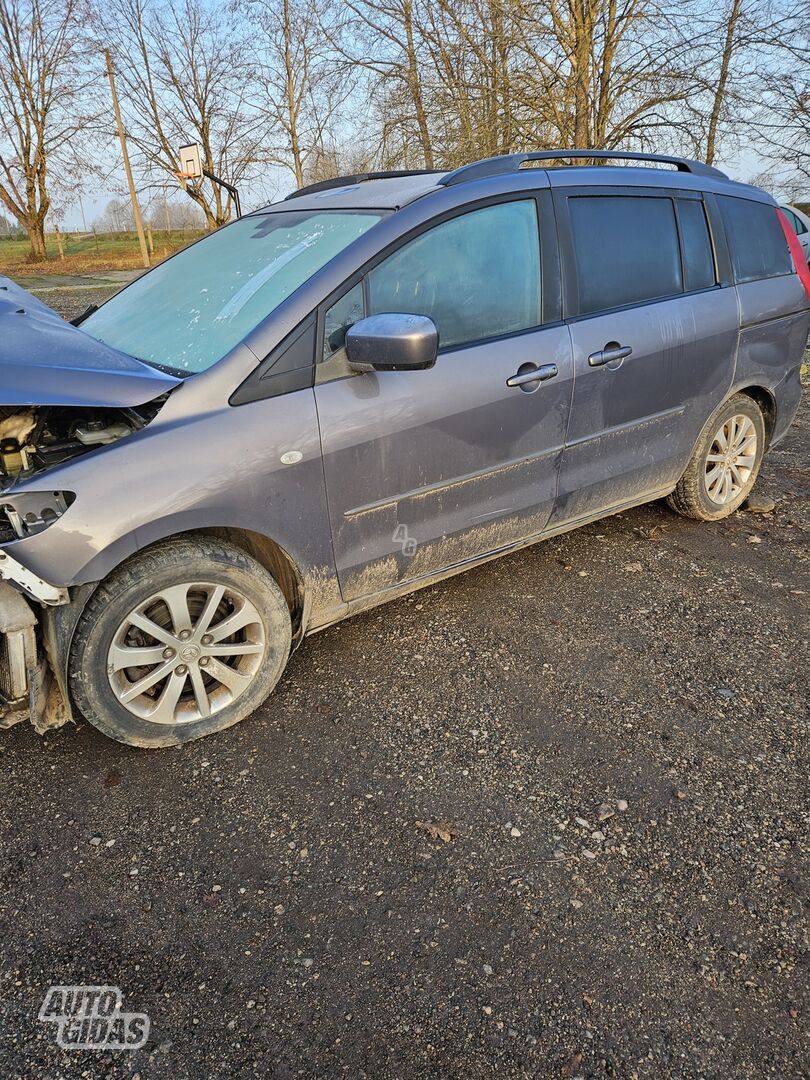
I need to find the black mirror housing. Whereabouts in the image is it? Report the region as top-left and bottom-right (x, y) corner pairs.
(346, 313), (438, 371)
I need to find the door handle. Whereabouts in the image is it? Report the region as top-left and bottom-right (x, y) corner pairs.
(588, 343), (633, 367)
(506, 362), (558, 388)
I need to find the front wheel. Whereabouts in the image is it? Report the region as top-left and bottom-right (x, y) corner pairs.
(69, 538), (292, 747)
(667, 393), (766, 521)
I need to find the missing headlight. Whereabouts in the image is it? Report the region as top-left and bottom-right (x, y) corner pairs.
(0, 491), (74, 540)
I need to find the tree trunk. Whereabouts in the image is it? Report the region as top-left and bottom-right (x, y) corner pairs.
(404, 1), (434, 169)
(705, 0), (742, 165)
(27, 220), (47, 259)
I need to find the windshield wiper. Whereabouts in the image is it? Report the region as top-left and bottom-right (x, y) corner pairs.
(135, 357), (191, 378)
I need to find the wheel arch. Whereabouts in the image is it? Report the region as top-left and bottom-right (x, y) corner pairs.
(731, 383), (777, 449)
(45, 525), (309, 712)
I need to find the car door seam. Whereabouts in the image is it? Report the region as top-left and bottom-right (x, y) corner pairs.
(343, 444), (565, 519)
(564, 404), (686, 449)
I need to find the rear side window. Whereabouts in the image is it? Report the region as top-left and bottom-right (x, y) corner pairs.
(367, 199), (541, 349)
(718, 196), (792, 283)
(677, 199), (716, 292)
(569, 196), (682, 314)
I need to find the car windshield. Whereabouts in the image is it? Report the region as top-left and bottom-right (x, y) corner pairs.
(81, 209), (385, 374)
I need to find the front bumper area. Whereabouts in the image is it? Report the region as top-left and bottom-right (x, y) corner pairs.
(0, 548), (69, 606)
(0, 582), (38, 726)
(0, 581), (70, 732)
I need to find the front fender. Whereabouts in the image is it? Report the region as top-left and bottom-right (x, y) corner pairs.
(2, 387), (334, 593)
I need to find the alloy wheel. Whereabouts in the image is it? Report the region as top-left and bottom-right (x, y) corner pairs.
(704, 413), (757, 505)
(107, 582), (266, 725)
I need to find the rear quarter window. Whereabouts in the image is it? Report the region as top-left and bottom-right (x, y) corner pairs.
(718, 196), (792, 283)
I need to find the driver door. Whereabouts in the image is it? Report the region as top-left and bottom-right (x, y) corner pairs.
(313, 197), (574, 603)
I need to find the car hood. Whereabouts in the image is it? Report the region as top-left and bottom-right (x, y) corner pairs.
(0, 276), (182, 407)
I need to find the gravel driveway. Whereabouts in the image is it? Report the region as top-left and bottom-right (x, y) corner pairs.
(0, 287), (807, 1079)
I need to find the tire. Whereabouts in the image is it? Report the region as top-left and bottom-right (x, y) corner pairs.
(69, 537), (292, 748)
(667, 393), (766, 521)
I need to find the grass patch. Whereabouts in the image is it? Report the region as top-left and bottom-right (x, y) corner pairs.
(0, 230), (205, 277)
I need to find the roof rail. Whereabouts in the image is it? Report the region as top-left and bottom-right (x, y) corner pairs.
(440, 150), (728, 187)
(285, 169), (441, 200)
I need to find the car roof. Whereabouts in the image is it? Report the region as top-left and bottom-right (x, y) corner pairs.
(260, 152), (773, 214)
(260, 173), (445, 213)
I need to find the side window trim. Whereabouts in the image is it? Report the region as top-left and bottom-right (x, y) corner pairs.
(673, 196), (719, 294)
(701, 192), (734, 287)
(717, 193), (794, 284)
(317, 191), (559, 366)
(556, 185), (735, 320)
(557, 188), (685, 320)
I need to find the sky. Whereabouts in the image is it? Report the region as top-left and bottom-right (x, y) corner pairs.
(56, 147), (800, 232)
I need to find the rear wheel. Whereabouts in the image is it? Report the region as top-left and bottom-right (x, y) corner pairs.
(69, 538), (291, 747)
(667, 394), (766, 521)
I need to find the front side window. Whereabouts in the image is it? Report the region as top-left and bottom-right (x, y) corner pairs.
(718, 196), (792, 283)
(82, 210), (384, 374)
(677, 199), (716, 292)
(323, 281), (364, 359)
(569, 195), (683, 315)
(366, 200), (542, 350)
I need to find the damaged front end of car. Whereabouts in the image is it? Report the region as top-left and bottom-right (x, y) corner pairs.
(0, 275), (181, 733)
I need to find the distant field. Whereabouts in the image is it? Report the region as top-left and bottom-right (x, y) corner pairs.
(0, 229), (205, 277)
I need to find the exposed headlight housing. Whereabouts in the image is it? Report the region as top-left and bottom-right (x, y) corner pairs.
(0, 491), (74, 541)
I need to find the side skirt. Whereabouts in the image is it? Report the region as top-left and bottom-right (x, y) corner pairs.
(305, 485), (675, 634)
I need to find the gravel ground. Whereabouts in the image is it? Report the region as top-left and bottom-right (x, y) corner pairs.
(0, 287), (807, 1079)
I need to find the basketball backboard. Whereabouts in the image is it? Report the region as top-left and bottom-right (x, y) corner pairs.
(178, 143), (203, 180)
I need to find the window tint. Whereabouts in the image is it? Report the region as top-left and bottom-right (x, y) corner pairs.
(323, 281), (364, 359)
(718, 196), (792, 283)
(367, 200), (541, 349)
(569, 196), (682, 314)
(677, 199), (716, 292)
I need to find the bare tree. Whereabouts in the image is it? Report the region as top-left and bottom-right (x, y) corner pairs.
(246, 0), (347, 187)
(335, 0), (438, 168)
(702, 0), (744, 165)
(104, 0), (263, 227)
(754, 5), (810, 185)
(95, 195), (135, 231)
(0, 0), (96, 257)
(507, 0), (706, 151)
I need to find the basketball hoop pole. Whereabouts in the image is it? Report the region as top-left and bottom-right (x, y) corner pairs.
(177, 142), (242, 219)
(203, 169), (241, 218)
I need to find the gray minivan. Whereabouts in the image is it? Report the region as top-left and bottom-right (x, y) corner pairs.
(1, 150), (808, 746)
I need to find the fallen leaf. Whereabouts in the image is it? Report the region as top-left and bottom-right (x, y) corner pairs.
(561, 1052), (583, 1077)
(102, 768), (121, 789)
(623, 561), (643, 573)
(675, 790), (689, 800)
(747, 535), (763, 544)
(415, 820), (458, 843)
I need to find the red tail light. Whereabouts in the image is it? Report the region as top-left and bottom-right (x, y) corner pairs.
(776, 208), (810, 302)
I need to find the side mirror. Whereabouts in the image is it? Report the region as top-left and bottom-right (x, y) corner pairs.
(346, 313), (438, 372)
